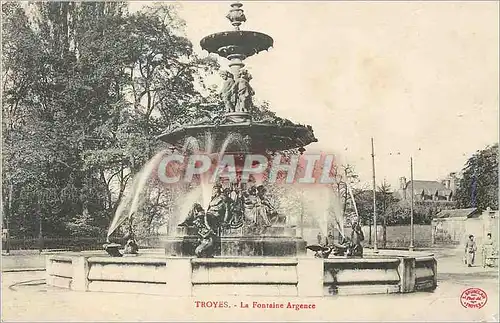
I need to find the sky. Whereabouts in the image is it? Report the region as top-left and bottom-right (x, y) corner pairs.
(131, 1), (499, 189)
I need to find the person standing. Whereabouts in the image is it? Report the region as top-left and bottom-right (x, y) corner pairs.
(482, 233), (495, 267)
(465, 235), (477, 267)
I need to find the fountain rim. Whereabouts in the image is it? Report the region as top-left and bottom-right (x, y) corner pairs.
(200, 30), (274, 56)
(156, 122), (317, 140)
(155, 124), (318, 152)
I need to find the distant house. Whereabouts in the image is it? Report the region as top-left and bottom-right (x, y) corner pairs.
(396, 173), (458, 203)
(432, 207), (499, 245)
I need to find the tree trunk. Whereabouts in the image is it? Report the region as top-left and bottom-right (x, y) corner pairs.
(37, 201), (43, 253)
(368, 218), (372, 245)
(4, 182), (13, 254)
(382, 214), (387, 249)
(382, 197), (387, 248)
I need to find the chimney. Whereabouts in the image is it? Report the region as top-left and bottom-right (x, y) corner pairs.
(399, 177), (407, 190)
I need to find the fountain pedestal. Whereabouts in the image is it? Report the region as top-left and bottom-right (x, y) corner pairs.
(161, 225), (306, 257)
(223, 112), (252, 123)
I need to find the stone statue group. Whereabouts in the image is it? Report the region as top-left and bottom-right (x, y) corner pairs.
(179, 183), (280, 257)
(307, 222), (365, 259)
(220, 69), (255, 113)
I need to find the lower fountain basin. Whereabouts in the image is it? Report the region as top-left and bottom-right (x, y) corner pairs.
(160, 235), (307, 257)
(45, 249), (437, 296)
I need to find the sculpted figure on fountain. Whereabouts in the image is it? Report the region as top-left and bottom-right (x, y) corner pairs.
(181, 181), (285, 257)
(242, 184), (279, 232)
(254, 185), (277, 226)
(192, 207), (217, 258)
(219, 70), (237, 113)
(348, 221), (364, 257)
(223, 184), (245, 229)
(180, 198), (221, 258)
(179, 203), (205, 227)
(235, 69), (255, 113)
(122, 218), (139, 255)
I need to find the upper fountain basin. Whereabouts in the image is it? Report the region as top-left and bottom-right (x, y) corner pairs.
(200, 30), (273, 59)
(157, 121), (318, 153)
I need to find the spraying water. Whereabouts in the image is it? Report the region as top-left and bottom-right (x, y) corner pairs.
(107, 150), (168, 239)
(106, 133), (351, 246)
(347, 181), (360, 221)
(200, 132), (243, 210)
(200, 132), (213, 210)
(169, 185), (203, 236)
(331, 187), (345, 239)
(107, 132), (248, 239)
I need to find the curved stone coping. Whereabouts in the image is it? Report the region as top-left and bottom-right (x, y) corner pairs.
(44, 248), (166, 256)
(48, 252), (434, 264)
(414, 256), (436, 262)
(87, 256), (167, 265)
(324, 258), (400, 264)
(47, 255), (74, 262)
(191, 257), (298, 266)
(364, 249), (435, 257)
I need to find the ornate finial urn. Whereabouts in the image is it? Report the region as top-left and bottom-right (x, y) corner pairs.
(226, 2), (247, 30)
(200, 2), (273, 62)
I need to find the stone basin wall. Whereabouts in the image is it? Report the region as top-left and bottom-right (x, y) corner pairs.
(45, 252), (437, 297)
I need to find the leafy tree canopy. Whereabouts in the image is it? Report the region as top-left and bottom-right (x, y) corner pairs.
(455, 143), (499, 210)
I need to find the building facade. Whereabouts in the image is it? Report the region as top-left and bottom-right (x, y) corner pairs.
(431, 207), (499, 246)
(396, 172), (458, 203)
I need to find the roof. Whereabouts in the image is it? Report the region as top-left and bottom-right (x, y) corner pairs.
(406, 180), (452, 196)
(434, 208), (480, 219)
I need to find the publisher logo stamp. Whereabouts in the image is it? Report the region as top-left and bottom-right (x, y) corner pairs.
(460, 288), (488, 309)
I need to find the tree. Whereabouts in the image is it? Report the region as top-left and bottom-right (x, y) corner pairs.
(377, 181), (397, 248)
(352, 183), (397, 247)
(2, 2), (218, 240)
(328, 163), (360, 219)
(455, 144), (498, 210)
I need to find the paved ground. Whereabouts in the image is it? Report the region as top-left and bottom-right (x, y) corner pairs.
(1, 247), (499, 322)
(2, 250), (46, 271)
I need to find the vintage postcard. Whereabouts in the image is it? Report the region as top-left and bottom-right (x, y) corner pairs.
(1, 1), (499, 322)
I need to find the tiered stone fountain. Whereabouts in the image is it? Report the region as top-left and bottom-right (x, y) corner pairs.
(156, 2), (318, 258)
(45, 2), (437, 297)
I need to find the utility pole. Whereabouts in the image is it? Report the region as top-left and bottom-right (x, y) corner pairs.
(409, 157), (415, 251)
(371, 138), (378, 253)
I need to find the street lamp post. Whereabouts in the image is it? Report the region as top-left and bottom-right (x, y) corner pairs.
(409, 157), (415, 251)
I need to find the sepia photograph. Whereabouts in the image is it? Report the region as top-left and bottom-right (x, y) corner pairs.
(1, 1), (499, 322)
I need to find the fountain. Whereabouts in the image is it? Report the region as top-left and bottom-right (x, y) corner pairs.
(45, 2), (437, 297)
(149, 2), (322, 258)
